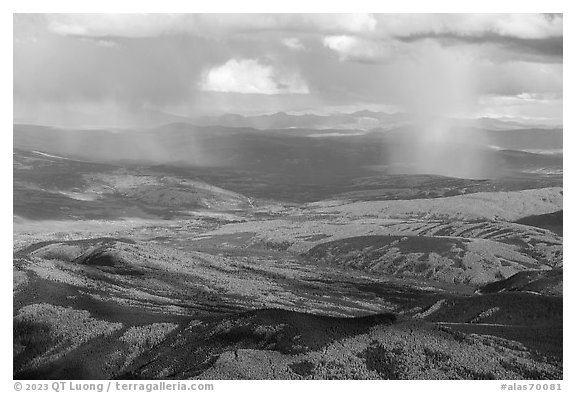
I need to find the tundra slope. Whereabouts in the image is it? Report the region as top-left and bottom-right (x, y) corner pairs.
(13, 130), (562, 379)
(204, 188), (562, 285)
(13, 185), (563, 379)
(14, 235), (561, 379)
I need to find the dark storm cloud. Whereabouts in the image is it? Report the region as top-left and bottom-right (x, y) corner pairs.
(397, 33), (562, 63)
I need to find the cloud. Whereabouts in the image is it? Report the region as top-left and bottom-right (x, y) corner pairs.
(21, 14), (563, 65)
(397, 32), (562, 64)
(323, 35), (394, 63)
(373, 13), (562, 40)
(487, 13), (562, 39)
(13, 14), (563, 125)
(30, 14), (562, 46)
(46, 14), (186, 37)
(200, 59), (309, 95)
(310, 13), (377, 35)
(41, 14), (378, 38)
(282, 37), (305, 51)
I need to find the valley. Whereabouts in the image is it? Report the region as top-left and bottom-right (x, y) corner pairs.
(13, 121), (563, 380)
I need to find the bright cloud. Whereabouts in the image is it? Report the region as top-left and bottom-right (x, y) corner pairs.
(323, 35), (394, 63)
(200, 59), (309, 95)
(282, 38), (305, 51)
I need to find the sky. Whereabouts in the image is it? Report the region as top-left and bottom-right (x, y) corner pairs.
(13, 13), (563, 128)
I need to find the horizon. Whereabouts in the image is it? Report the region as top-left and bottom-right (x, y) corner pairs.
(13, 109), (564, 131)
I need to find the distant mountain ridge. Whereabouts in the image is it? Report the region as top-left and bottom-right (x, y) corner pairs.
(188, 111), (560, 132)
